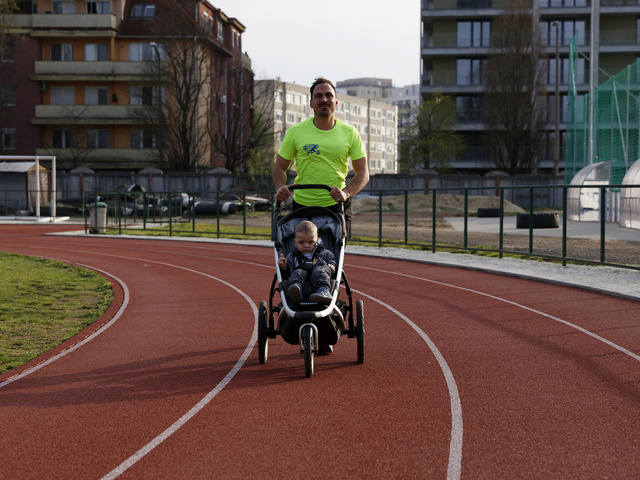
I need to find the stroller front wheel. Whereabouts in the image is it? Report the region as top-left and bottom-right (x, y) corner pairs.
(258, 300), (269, 364)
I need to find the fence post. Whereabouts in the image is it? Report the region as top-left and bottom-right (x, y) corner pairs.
(562, 186), (568, 266)
(432, 189), (437, 253)
(378, 190), (383, 248)
(600, 187), (606, 263)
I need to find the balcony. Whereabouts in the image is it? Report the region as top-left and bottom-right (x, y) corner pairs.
(422, 0), (497, 10)
(35, 148), (163, 170)
(33, 61), (155, 81)
(30, 14), (117, 34)
(33, 105), (164, 125)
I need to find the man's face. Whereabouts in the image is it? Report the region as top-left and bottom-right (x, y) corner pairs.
(294, 231), (317, 254)
(310, 83), (337, 118)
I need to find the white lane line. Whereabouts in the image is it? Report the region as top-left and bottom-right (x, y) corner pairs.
(100, 261), (258, 480)
(352, 288), (463, 480)
(0, 265), (130, 389)
(353, 264), (640, 363)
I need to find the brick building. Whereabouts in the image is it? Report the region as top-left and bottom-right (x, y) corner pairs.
(0, 0), (251, 172)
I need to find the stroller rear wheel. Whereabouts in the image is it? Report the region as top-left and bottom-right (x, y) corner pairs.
(302, 325), (315, 378)
(356, 300), (365, 364)
(258, 300), (269, 364)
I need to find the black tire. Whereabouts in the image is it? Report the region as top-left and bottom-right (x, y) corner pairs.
(516, 213), (529, 229)
(257, 300), (269, 364)
(356, 300), (365, 364)
(477, 207), (500, 218)
(516, 212), (559, 229)
(303, 327), (314, 378)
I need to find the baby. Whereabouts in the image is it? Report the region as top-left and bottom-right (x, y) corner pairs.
(278, 220), (336, 304)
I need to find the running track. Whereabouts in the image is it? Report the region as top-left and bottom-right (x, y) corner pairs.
(1, 225), (640, 479)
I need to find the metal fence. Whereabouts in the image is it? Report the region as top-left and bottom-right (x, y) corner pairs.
(68, 184), (640, 272)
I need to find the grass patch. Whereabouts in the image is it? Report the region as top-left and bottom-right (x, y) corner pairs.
(0, 252), (113, 375)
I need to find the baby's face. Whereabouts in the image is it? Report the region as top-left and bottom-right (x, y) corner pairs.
(294, 232), (317, 254)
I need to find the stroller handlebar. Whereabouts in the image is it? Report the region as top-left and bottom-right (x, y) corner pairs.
(274, 184), (341, 211)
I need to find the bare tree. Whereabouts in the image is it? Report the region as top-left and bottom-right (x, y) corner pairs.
(399, 91), (465, 173)
(154, 34), (212, 172)
(482, 0), (547, 175)
(208, 55), (273, 174)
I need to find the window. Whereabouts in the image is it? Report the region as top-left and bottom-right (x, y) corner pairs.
(52, 130), (75, 148)
(51, 43), (74, 61)
(85, 87), (109, 105)
(86, 130), (109, 148)
(131, 4), (156, 17)
(130, 85), (163, 105)
(457, 21), (490, 47)
(548, 57), (586, 85)
(456, 96), (482, 122)
(52, 1), (75, 13)
(1, 40), (14, 62)
(1, 85), (16, 106)
(457, 58), (487, 85)
(2, 128), (16, 150)
(85, 44), (108, 61)
(86, 1), (110, 13)
(51, 87), (75, 105)
(218, 20), (224, 41)
(129, 42), (162, 61)
(544, 20), (586, 47)
(130, 129), (156, 148)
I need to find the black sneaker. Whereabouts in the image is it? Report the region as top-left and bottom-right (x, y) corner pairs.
(288, 283), (303, 302)
(309, 287), (332, 304)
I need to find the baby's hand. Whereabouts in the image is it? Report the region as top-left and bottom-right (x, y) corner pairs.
(277, 254), (287, 269)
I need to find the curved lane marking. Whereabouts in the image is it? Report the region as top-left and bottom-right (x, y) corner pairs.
(353, 287), (463, 480)
(100, 260), (258, 480)
(0, 265), (130, 390)
(353, 264), (640, 363)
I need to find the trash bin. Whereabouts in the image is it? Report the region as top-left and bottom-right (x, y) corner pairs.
(87, 202), (108, 234)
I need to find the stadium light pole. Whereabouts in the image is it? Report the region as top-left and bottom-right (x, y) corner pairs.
(552, 21), (560, 177)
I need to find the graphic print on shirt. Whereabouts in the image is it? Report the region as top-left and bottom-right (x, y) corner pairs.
(303, 144), (321, 156)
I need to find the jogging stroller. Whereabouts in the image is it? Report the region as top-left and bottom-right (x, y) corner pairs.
(257, 184), (365, 378)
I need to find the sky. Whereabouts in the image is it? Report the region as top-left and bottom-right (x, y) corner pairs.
(210, 0), (421, 88)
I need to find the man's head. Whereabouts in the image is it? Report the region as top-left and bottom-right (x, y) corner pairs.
(310, 77), (337, 119)
(293, 220), (318, 254)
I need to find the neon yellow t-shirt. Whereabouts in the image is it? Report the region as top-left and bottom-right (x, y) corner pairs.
(278, 117), (366, 207)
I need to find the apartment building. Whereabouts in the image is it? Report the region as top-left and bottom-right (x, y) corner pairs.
(337, 78), (420, 161)
(0, 0), (250, 172)
(420, 0), (640, 175)
(258, 80), (399, 174)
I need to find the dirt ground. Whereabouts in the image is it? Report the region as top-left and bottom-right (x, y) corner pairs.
(219, 194), (639, 267)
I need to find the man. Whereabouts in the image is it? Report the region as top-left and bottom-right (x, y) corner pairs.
(272, 77), (369, 228)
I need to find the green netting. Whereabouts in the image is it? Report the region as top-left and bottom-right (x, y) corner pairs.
(566, 38), (640, 185)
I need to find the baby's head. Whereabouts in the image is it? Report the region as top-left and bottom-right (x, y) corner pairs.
(293, 221), (318, 254)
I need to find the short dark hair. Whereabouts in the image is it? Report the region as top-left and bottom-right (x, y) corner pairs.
(310, 77), (336, 97)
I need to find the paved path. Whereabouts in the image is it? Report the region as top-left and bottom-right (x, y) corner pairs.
(2, 225), (640, 479)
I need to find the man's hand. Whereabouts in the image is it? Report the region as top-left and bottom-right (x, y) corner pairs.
(328, 263), (336, 274)
(330, 187), (349, 203)
(275, 185), (292, 202)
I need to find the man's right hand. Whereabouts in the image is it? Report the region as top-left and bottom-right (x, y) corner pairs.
(275, 185), (292, 202)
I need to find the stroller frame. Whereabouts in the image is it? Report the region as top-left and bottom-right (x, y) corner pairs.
(257, 184), (365, 378)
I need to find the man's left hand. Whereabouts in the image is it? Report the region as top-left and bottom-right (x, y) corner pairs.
(330, 187), (349, 203)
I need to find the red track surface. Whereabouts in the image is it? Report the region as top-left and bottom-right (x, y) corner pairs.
(1, 225), (640, 479)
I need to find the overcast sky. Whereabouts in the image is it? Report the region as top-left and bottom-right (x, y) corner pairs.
(210, 0), (421, 88)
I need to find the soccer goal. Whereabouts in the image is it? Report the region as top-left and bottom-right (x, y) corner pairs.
(0, 155), (57, 221)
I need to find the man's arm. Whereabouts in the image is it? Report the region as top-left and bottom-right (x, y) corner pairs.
(330, 156), (370, 202)
(272, 154), (292, 202)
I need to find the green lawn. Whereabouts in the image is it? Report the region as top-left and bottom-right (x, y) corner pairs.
(0, 252), (113, 375)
